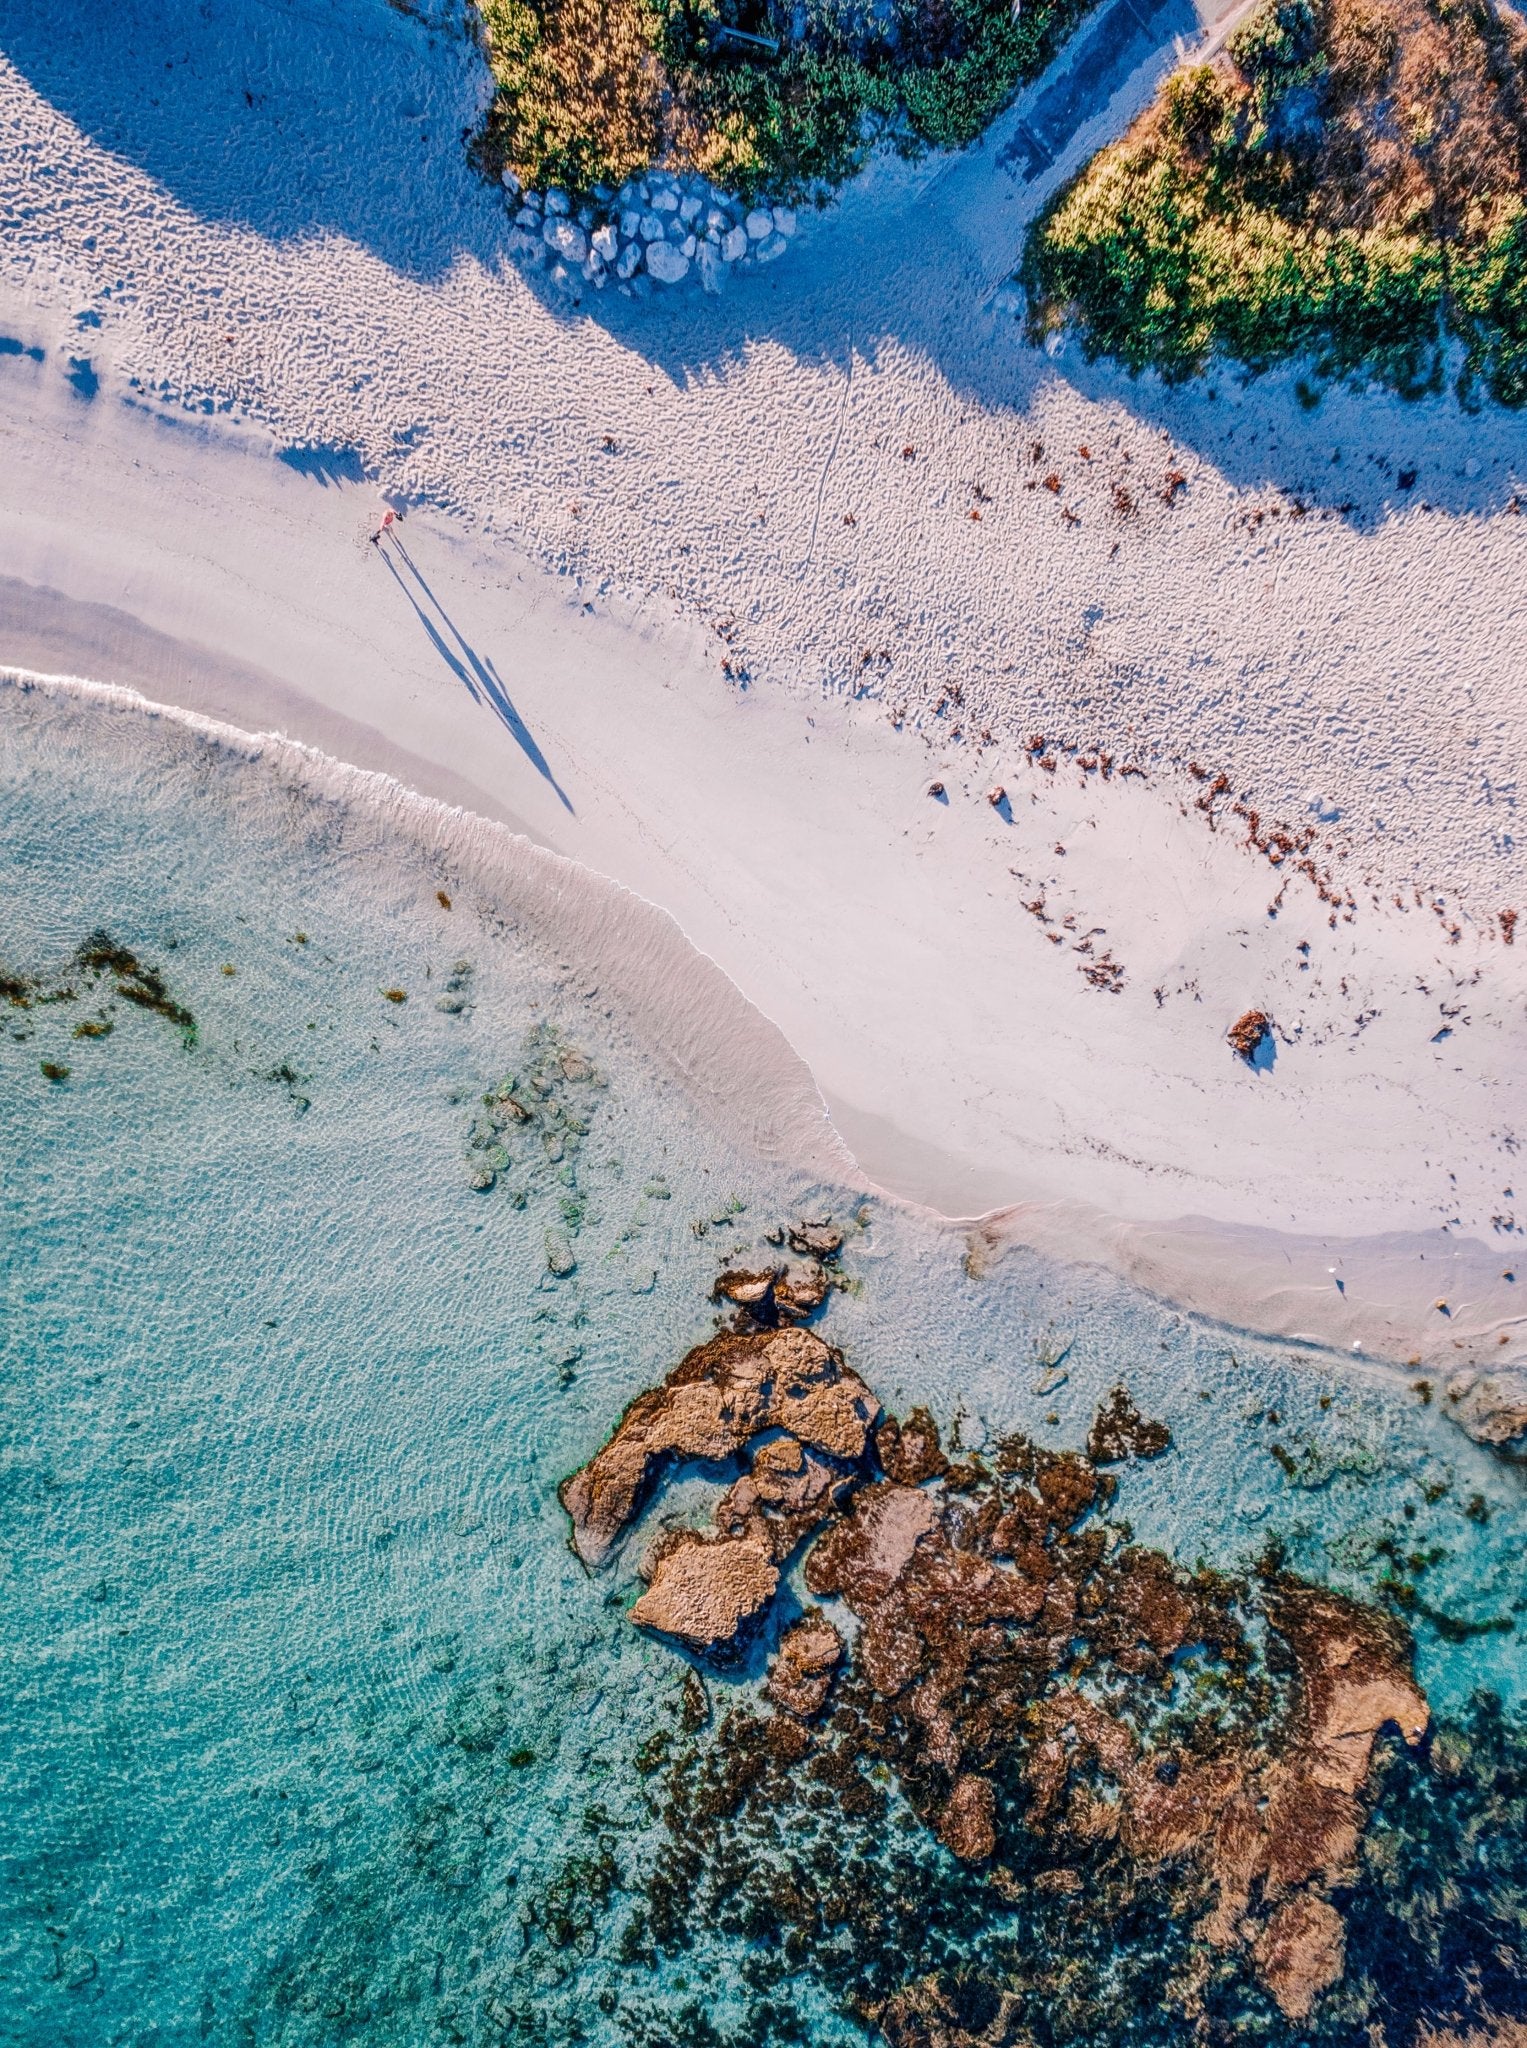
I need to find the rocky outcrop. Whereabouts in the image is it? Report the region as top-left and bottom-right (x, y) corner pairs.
(1252, 1894), (1347, 2023)
(1228, 1008), (1273, 1062)
(568, 1291), (1431, 2032)
(712, 1260), (833, 1324)
(765, 1613), (844, 1717)
(629, 1533), (778, 1647)
(1446, 1369), (1527, 1459)
(560, 1324), (879, 1567)
(875, 1975), (1023, 2048)
(1086, 1384), (1172, 1464)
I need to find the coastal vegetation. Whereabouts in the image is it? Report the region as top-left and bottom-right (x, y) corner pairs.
(474, 0), (1088, 201)
(1024, 0), (1527, 401)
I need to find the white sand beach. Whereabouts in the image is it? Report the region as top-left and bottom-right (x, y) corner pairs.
(2, 0), (1525, 1369)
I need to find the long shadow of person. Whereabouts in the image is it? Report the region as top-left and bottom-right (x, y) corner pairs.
(377, 535), (575, 814)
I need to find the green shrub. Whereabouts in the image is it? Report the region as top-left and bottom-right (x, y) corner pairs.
(1451, 204), (1527, 407)
(476, 0), (1090, 202)
(1024, 0), (1527, 400)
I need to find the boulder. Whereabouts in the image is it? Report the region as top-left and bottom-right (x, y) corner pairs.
(544, 218), (587, 264)
(647, 242), (690, 285)
(630, 1534), (777, 1646)
(721, 226), (749, 263)
(745, 207), (773, 239)
(591, 222), (619, 261)
(789, 1221), (843, 1259)
(696, 245), (724, 294)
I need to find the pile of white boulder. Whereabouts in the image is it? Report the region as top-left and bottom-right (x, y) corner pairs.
(502, 165), (798, 294)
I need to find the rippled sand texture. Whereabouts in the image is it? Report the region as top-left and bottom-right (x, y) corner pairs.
(2, 684), (1523, 2047)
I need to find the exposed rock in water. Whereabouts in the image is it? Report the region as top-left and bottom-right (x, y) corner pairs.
(789, 1220), (844, 1260)
(712, 1258), (833, 1324)
(560, 1325), (878, 1567)
(1086, 1384), (1172, 1463)
(566, 1313), (1431, 2030)
(765, 1612), (843, 1717)
(1445, 1369), (1527, 1459)
(876, 1407), (950, 1487)
(630, 1533), (778, 1648)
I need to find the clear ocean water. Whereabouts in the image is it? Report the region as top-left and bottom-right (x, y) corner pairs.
(3, 681), (1522, 2047)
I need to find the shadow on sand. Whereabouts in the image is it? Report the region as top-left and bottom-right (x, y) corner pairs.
(6, 0), (1523, 527)
(378, 530), (574, 811)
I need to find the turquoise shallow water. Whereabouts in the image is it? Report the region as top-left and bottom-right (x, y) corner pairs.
(2, 682), (1524, 2048)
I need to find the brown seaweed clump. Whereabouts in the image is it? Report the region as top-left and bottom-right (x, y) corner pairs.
(562, 1307), (1428, 2033)
(1228, 1009), (1274, 1063)
(1, 929), (197, 1045)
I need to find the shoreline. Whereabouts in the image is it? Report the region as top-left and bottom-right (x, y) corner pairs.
(7, 663), (1520, 1377)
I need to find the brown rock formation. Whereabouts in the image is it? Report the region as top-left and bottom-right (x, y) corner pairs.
(560, 1325), (878, 1566)
(1253, 1894), (1347, 2022)
(1086, 1385), (1172, 1464)
(1228, 1008), (1273, 1061)
(715, 1433), (850, 1562)
(568, 1322), (1431, 2025)
(876, 1974), (1025, 2048)
(765, 1613), (844, 1717)
(877, 1407), (950, 1486)
(713, 1260), (833, 1323)
(789, 1220), (843, 1260)
(629, 1533), (778, 1647)
(936, 1773), (997, 1861)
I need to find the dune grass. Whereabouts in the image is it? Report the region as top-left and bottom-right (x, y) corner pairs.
(1023, 0), (1527, 401)
(475, 0), (1090, 202)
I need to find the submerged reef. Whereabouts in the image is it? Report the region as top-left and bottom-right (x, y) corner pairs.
(462, 1019), (606, 1210)
(555, 1254), (1527, 2047)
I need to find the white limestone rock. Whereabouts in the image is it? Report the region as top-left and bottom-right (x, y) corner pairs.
(544, 218), (588, 263)
(646, 241), (691, 283)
